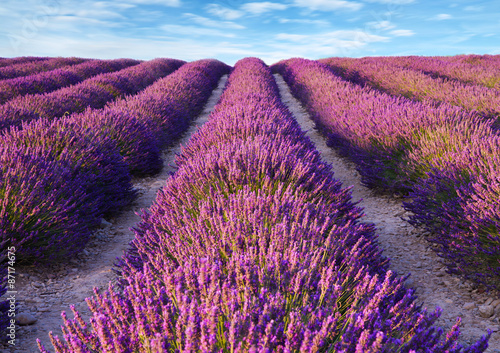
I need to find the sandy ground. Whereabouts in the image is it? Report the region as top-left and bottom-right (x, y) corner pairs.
(2, 75), (228, 353)
(274, 73), (500, 352)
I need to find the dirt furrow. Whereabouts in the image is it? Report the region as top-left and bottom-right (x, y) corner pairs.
(4, 74), (228, 353)
(274, 73), (500, 352)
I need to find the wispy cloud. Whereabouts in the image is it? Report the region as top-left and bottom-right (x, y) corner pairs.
(363, 0), (415, 4)
(160, 24), (236, 38)
(390, 29), (415, 36)
(366, 20), (395, 30)
(272, 30), (388, 59)
(278, 18), (330, 26)
(183, 13), (245, 29)
(122, 0), (181, 6)
(276, 30), (387, 46)
(205, 4), (244, 20)
(241, 2), (288, 15)
(293, 0), (362, 11)
(464, 5), (484, 11)
(431, 13), (452, 20)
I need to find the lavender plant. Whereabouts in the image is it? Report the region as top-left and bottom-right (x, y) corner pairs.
(110, 59), (230, 147)
(0, 57), (87, 80)
(0, 58), (138, 104)
(0, 58), (184, 131)
(374, 56), (500, 91)
(320, 57), (500, 121)
(1, 117), (134, 218)
(0, 144), (100, 263)
(0, 56), (49, 68)
(273, 58), (500, 289)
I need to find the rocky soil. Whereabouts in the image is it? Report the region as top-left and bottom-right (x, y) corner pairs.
(274, 73), (500, 352)
(1, 75), (228, 353)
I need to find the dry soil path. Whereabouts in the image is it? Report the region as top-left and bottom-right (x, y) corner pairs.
(274, 73), (500, 352)
(3, 74), (228, 353)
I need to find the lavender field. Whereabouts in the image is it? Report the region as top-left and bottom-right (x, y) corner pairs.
(1, 55), (499, 352)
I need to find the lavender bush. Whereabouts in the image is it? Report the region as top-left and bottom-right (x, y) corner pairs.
(0, 57), (87, 80)
(110, 59), (230, 147)
(2, 117), (134, 220)
(39, 58), (490, 352)
(0, 144), (100, 263)
(0, 56), (49, 68)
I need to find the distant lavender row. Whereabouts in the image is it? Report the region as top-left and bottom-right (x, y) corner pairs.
(441, 54), (500, 71)
(0, 58), (181, 131)
(72, 58), (231, 176)
(0, 58), (138, 104)
(320, 57), (500, 121)
(373, 56), (500, 91)
(40, 58), (490, 352)
(0, 56), (49, 68)
(0, 57), (87, 80)
(274, 58), (500, 290)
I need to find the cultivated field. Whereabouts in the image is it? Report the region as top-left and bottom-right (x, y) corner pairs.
(1, 55), (499, 352)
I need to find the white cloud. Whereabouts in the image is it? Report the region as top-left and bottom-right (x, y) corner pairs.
(464, 5), (484, 11)
(205, 4), (244, 20)
(390, 29), (415, 36)
(160, 24), (236, 38)
(431, 14), (452, 20)
(183, 13), (245, 29)
(122, 0), (181, 6)
(276, 29), (387, 45)
(68, 9), (126, 20)
(276, 33), (308, 41)
(363, 0), (415, 3)
(278, 18), (330, 26)
(293, 0), (363, 11)
(241, 2), (288, 15)
(366, 20), (395, 30)
(270, 30), (388, 60)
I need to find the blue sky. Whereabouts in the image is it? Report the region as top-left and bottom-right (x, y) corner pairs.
(1, 0), (499, 65)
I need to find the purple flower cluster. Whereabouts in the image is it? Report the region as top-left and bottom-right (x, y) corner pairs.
(441, 54), (500, 72)
(320, 57), (500, 121)
(109, 59), (230, 148)
(0, 59), (228, 264)
(273, 57), (500, 289)
(0, 58), (139, 104)
(39, 58), (490, 352)
(71, 59), (230, 176)
(0, 58), (228, 336)
(0, 57), (87, 80)
(371, 56), (500, 91)
(0, 58), (187, 131)
(0, 56), (49, 68)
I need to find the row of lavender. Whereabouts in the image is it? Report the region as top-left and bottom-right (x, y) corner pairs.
(38, 57), (490, 352)
(0, 58), (141, 104)
(366, 56), (500, 91)
(0, 59), (230, 335)
(273, 58), (500, 290)
(0, 57), (177, 130)
(320, 57), (500, 122)
(0, 57), (49, 68)
(442, 54), (500, 71)
(0, 57), (88, 80)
